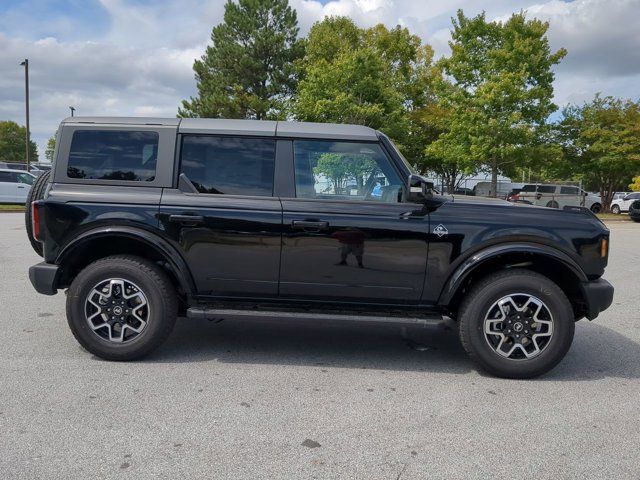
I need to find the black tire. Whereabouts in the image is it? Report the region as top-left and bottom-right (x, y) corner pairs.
(24, 170), (51, 256)
(546, 200), (559, 209)
(66, 255), (178, 361)
(610, 204), (621, 214)
(590, 203), (601, 213)
(458, 269), (575, 379)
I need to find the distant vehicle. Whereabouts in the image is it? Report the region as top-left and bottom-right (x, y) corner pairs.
(3, 162), (44, 175)
(629, 200), (640, 222)
(453, 187), (475, 196)
(473, 181), (522, 198)
(33, 163), (52, 171)
(0, 169), (35, 203)
(611, 192), (640, 214)
(613, 191), (631, 201)
(517, 184), (602, 213)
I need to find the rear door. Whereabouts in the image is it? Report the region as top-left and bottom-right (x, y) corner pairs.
(278, 139), (429, 303)
(159, 134), (282, 298)
(15, 172), (34, 202)
(0, 171), (18, 202)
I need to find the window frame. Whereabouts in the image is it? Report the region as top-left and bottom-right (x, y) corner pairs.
(177, 133), (278, 198)
(289, 138), (407, 204)
(54, 124), (175, 187)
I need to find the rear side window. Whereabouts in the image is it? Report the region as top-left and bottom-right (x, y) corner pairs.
(560, 186), (579, 195)
(180, 136), (275, 196)
(0, 172), (16, 183)
(67, 130), (159, 181)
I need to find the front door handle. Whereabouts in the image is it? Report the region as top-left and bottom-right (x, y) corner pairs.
(169, 214), (204, 226)
(292, 220), (329, 231)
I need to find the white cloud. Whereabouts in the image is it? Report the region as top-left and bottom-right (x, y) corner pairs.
(0, 0), (639, 158)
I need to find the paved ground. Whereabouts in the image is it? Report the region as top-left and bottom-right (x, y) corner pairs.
(0, 212), (638, 479)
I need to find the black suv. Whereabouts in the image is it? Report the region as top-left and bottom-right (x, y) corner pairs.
(27, 117), (614, 378)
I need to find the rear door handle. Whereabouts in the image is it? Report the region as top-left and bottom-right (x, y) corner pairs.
(292, 220), (329, 231)
(169, 214), (204, 225)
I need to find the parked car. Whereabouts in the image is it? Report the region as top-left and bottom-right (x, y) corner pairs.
(629, 200), (640, 222)
(517, 184), (602, 212)
(3, 162), (45, 176)
(610, 192), (640, 214)
(613, 191), (631, 201)
(473, 181), (519, 198)
(27, 117), (614, 379)
(0, 168), (35, 203)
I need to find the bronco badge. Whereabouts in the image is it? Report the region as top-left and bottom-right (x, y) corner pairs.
(433, 224), (449, 237)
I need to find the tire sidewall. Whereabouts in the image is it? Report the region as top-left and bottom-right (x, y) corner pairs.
(67, 259), (173, 360)
(462, 272), (575, 378)
(611, 205), (620, 214)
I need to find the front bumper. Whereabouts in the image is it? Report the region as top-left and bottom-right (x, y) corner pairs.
(29, 262), (60, 296)
(580, 278), (614, 320)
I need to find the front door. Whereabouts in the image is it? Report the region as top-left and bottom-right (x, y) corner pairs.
(279, 139), (429, 303)
(159, 135), (282, 298)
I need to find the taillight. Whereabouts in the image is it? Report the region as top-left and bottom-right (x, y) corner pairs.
(32, 201), (43, 242)
(600, 237), (609, 258)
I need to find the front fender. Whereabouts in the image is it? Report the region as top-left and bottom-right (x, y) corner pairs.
(56, 226), (196, 296)
(437, 242), (588, 305)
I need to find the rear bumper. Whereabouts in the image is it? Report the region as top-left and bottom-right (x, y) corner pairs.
(580, 278), (614, 320)
(29, 262), (60, 295)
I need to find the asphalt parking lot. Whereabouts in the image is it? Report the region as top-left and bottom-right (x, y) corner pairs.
(1, 212), (638, 479)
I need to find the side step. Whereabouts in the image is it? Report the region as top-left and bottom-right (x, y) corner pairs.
(186, 307), (446, 326)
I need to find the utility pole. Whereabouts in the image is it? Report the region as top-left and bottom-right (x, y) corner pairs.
(20, 59), (30, 170)
(69, 106), (75, 117)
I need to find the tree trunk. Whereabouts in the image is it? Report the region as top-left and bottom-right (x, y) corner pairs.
(490, 159), (498, 198)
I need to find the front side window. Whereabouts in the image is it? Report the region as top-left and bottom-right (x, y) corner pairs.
(537, 186), (556, 194)
(293, 140), (404, 202)
(67, 130), (158, 181)
(180, 136), (275, 196)
(17, 173), (34, 185)
(560, 186), (579, 195)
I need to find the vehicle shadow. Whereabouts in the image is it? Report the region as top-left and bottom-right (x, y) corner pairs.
(139, 317), (640, 381)
(148, 316), (473, 375)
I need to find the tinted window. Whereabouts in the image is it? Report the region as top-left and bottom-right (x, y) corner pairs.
(0, 172), (16, 183)
(293, 141), (403, 202)
(180, 136), (275, 196)
(521, 185), (537, 192)
(630, 193), (640, 200)
(67, 130), (158, 181)
(560, 186), (579, 195)
(538, 185), (556, 194)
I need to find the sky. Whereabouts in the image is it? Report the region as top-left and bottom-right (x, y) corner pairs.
(1, 0), (639, 159)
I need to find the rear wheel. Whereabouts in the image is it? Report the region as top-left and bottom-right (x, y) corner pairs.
(24, 170), (51, 256)
(611, 204), (621, 214)
(66, 255), (178, 361)
(459, 269), (574, 379)
(590, 203), (601, 213)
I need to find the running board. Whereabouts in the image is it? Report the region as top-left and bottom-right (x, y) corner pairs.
(186, 307), (446, 326)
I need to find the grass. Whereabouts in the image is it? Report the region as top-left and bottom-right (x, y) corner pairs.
(0, 204), (25, 211)
(597, 212), (629, 221)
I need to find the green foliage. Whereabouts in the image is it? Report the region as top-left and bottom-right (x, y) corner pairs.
(295, 17), (438, 161)
(557, 95), (640, 209)
(45, 134), (56, 162)
(313, 153), (379, 194)
(179, 0), (304, 120)
(430, 10), (566, 195)
(0, 120), (38, 162)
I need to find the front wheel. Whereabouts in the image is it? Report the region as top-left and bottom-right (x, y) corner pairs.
(611, 205), (621, 214)
(458, 269), (574, 379)
(66, 255), (178, 361)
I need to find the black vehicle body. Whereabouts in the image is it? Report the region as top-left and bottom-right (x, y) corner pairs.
(30, 116), (613, 320)
(27, 117), (614, 377)
(630, 200), (640, 222)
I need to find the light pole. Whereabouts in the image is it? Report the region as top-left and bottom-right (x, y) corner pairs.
(20, 59), (30, 170)
(69, 106), (75, 117)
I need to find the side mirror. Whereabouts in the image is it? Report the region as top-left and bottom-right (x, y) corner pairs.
(407, 174), (434, 203)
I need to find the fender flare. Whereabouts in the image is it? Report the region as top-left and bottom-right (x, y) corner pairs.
(56, 225), (196, 296)
(437, 242), (588, 305)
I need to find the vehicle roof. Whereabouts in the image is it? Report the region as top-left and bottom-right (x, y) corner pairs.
(61, 117), (379, 141)
(0, 168), (35, 175)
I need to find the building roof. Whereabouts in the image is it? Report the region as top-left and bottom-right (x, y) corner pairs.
(61, 117), (379, 141)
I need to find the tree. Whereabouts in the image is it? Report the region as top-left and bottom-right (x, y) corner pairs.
(557, 95), (640, 210)
(295, 18), (438, 163)
(630, 176), (640, 192)
(0, 120), (38, 162)
(179, 0), (304, 120)
(434, 10), (566, 196)
(45, 134), (56, 162)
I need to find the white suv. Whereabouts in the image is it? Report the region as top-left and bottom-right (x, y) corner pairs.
(517, 184), (602, 212)
(611, 192), (640, 214)
(0, 169), (35, 203)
